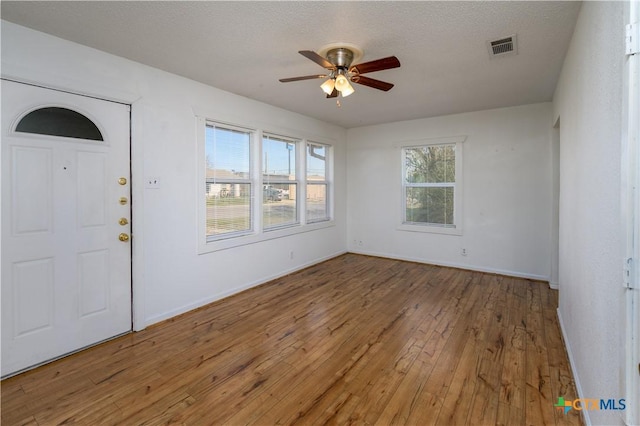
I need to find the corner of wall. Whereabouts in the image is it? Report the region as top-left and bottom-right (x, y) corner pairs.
(556, 308), (591, 426)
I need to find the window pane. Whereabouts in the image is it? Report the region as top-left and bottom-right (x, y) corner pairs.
(206, 183), (251, 237)
(307, 183), (328, 222)
(16, 107), (103, 141)
(206, 125), (250, 180)
(205, 124), (252, 238)
(405, 186), (454, 226)
(307, 143), (326, 179)
(264, 183), (297, 229)
(405, 145), (455, 184)
(263, 136), (296, 180)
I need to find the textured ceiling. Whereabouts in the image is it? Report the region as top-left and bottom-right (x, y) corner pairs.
(0, 1), (581, 129)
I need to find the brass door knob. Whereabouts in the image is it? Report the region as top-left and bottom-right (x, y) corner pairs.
(118, 177), (128, 185)
(118, 233), (130, 242)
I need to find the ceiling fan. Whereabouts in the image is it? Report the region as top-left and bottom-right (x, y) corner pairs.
(279, 45), (400, 99)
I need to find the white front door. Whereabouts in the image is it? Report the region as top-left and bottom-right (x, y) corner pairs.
(1, 80), (132, 377)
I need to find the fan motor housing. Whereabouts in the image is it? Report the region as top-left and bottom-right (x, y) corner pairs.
(318, 42), (364, 66)
(327, 48), (354, 68)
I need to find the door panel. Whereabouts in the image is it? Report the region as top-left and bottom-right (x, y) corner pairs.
(1, 80), (132, 377)
(78, 249), (110, 317)
(13, 257), (54, 336)
(11, 146), (53, 234)
(77, 151), (108, 227)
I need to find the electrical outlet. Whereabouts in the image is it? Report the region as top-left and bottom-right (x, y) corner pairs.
(289, 251), (294, 260)
(461, 248), (467, 256)
(145, 177), (160, 189)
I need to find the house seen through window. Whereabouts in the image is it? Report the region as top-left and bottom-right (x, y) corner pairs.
(263, 134), (298, 229)
(203, 120), (333, 244)
(205, 123), (252, 238)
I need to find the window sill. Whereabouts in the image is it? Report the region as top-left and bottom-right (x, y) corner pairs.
(397, 223), (462, 236)
(199, 220), (335, 254)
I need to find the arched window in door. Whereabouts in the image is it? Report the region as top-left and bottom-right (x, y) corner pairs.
(15, 107), (103, 141)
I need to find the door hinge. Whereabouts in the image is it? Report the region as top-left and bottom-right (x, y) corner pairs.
(625, 257), (637, 289)
(627, 23), (640, 55)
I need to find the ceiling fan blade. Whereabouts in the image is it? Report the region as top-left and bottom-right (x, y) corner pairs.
(326, 88), (339, 98)
(299, 50), (335, 69)
(351, 75), (395, 91)
(279, 74), (327, 83)
(350, 56), (401, 74)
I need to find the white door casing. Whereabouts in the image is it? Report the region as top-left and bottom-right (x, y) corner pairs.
(625, 1), (640, 424)
(1, 80), (132, 377)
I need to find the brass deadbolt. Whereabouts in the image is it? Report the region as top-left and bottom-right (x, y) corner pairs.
(118, 177), (127, 185)
(119, 197), (128, 205)
(119, 218), (129, 226)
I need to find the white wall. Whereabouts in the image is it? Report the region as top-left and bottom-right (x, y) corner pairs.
(1, 21), (348, 328)
(347, 103), (553, 280)
(4, 11), (631, 420)
(552, 2), (626, 425)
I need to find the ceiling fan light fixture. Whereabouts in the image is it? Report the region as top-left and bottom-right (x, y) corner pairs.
(340, 82), (355, 97)
(320, 78), (335, 95)
(279, 45), (399, 101)
(334, 74), (349, 91)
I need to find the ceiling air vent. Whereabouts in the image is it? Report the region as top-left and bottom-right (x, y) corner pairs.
(487, 35), (518, 58)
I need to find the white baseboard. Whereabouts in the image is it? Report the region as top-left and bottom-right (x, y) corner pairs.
(144, 250), (348, 327)
(347, 248), (550, 282)
(557, 308), (591, 426)
(549, 281), (559, 290)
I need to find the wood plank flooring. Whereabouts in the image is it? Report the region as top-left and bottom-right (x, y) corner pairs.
(1, 254), (582, 425)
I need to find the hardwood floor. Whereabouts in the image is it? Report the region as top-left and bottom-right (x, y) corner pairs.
(1, 254), (581, 425)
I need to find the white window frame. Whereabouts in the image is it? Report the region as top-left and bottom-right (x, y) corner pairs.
(398, 136), (465, 236)
(306, 141), (332, 224)
(196, 116), (335, 254)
